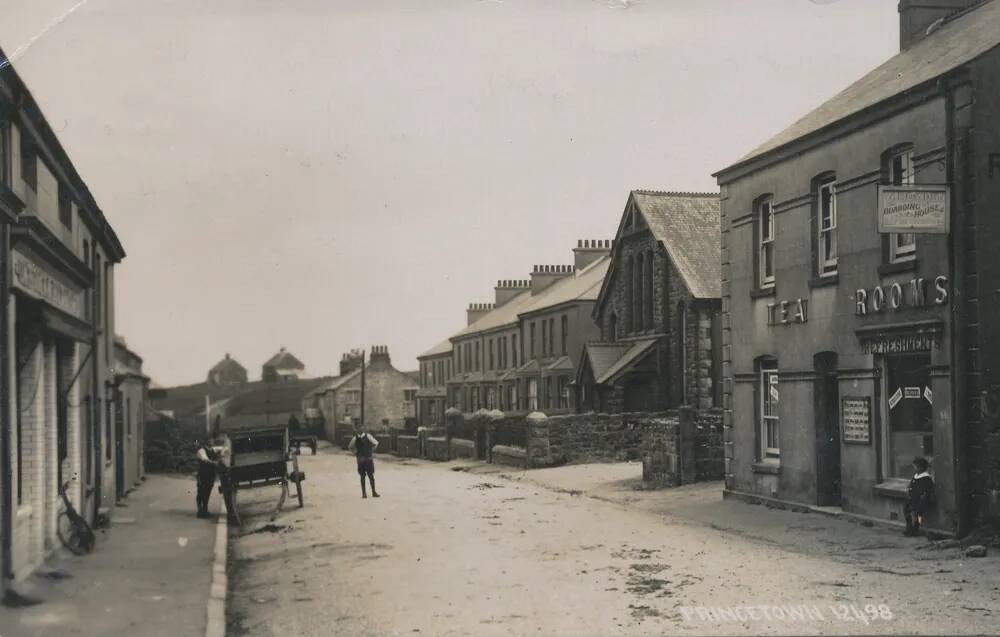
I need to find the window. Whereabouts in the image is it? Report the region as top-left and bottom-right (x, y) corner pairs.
(608, 313), (618, 342)
(545, 377), (554, 409)
(530, 322), (536, 357)
(58, 183), (73, 230)
(511, 334), (518, 367)
(888, 149), (916, 262)
(633, 254), (643, 332)
(475, 341), (480, 371)
(558, 377), (569, 409)
(527, 378), (538, 411)
(760, 362), (780, 458)
(486, 387), (496, 410)
(561, 315), (568, 355)
(541, 320), (547, 356)
(548, 318), (555, 356)
(403, 389), (417, 402)
(644, 251), (654, 330)
(0, 122), (10, 186)
(758, 196), (775, 287)
(20, 137), (36, 191)
(884, 353), (932, 479)
(625, 256), (634, 332)
(817, 178), (837, 276)
(488, 339), (494, 370)
(94, 253), (102, 324)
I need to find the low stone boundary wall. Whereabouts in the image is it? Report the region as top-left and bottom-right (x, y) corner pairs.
(450, 438), (476, 459)
(425, 437), (449, 461)
(395, 435), (420, 458)
(491, 445), (527, 469)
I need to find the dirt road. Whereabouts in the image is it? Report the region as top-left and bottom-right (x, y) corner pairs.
(227, 447), (999, 636)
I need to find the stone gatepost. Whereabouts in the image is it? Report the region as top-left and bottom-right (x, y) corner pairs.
(444, 407), (463, 461)
(641, 418), (679, 486)
(678, 406), (697, 485)
(525, 411), (551, 469)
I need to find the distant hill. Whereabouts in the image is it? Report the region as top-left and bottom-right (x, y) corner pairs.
(152, 377), (333, 422)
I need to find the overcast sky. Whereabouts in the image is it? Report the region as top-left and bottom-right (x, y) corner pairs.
(2, 0), (897, 386)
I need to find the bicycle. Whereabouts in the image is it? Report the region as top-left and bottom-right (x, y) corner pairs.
(57, 481), (95, 556)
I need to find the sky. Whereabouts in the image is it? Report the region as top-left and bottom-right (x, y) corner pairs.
(1, 0), (898, 386)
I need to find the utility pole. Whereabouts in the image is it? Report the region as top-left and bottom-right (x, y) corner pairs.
(360, 349), (366, 429)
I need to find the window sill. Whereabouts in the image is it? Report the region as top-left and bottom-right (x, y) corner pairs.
(752, 461), (781, 475)
(750, 286), (776, 299)
(808, 274), (839, 289)
(878, 259), (918, 276)
(872, 478), (910, 500)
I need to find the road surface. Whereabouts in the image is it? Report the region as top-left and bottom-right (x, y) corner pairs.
(227, 446), (999, 636)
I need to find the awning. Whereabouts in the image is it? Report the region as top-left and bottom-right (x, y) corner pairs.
(595, 337), (660, 385)
(40, 305), (92, 343)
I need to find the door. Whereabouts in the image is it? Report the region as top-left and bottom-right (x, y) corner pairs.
(814, 353), (841, 506)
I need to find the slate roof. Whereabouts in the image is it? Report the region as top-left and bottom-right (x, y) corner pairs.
(629, 191), (721, 299)
(544, 356), (575, 372)
(306, 369), (361, 397)
(209, 355), (246, 375)
(720, 0), (1000, 173)
(262, 349), (305, 370)
(450, 290), (536, 340)
(519, 257), (611, 316)
(579, 342), (632, 383)
(419, 337), (454, 358)
(595, 337), (659, 385)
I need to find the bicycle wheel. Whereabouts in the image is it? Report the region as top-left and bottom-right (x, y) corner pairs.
(57, 512), (90, 556)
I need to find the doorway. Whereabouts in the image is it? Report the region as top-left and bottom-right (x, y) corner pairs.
(814, 352), (841, 506)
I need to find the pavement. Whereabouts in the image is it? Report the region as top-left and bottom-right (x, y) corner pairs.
(0, 473), (222, 637)
(228, 444), (1000, 636)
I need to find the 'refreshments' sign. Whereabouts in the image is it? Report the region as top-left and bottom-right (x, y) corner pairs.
(877, 185), (950, 234)
(11, 250), (84, 319)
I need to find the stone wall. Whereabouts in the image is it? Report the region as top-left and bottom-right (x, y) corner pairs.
(543, 411), (678, 465)
(693, 409), (725, 481)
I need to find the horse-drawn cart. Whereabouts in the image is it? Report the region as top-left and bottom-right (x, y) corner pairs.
(221, 424), (305, 525)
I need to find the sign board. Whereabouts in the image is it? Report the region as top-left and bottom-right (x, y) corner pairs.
(860, 333), (941, 354)
(842, 397), (872, 444)
(11, 250), (85, 319)
(904, 387), (922, 399)
(877, 185), (950, 234)
(888, 388), (903, 410)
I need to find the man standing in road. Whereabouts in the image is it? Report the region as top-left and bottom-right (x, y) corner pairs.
(195, 439), (221, 518)
(348, 427), (380, 498)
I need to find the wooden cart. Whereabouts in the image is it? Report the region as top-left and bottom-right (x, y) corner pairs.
(222, 424), (304, 525)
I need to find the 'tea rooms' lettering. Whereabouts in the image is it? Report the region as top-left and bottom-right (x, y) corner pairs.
(855, 276), (948, 316)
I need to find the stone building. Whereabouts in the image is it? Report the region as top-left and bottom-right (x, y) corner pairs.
(576, 191), (722, 413)
(713, 0), (1000, 534)
(1, 47), (129, 590)
(416, 338), (453, 427)
(206, 353), (248, 385)
(437, 241), (611, 416)
(262, 347), (305, 383)
(112, 337), (149, 499)
(307, 346), (419, 447)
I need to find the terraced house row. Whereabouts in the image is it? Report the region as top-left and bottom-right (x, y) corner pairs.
(0, 48), (147, 594)
(416, 190), (723, 425)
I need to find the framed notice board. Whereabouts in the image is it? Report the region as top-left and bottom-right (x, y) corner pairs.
(842, 397), (872, 445)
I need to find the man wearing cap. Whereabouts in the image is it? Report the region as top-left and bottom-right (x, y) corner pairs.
(348, 426), (380, 499)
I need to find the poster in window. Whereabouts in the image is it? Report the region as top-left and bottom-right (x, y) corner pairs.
(842, 397), (872, 445)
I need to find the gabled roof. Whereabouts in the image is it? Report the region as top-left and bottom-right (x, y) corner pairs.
(419, 337), (454, 359)
(718, 0), (1000, 174)
(578, 342), (631, 384)
(307, 368), (362, 397)
(519, 256), (610, 316)
(594, 337), (659, 385)
(544, 356), (575, 372)
(263, 349), (305, 370)
(606, 191), (721, 300)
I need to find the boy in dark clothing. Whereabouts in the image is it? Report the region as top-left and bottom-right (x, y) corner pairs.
(904, 456), (934, 536)
(348, 429), (380, 498)
(195, 440), (220, 518)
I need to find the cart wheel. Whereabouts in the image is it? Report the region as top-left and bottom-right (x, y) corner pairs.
(293, 455), (304, 508)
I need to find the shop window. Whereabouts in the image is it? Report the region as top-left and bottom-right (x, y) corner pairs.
(884, 352), (933, 479)
(528, 378), (538, 411)
(758, 358), (780, 458)
(755, 195), (776, 288)
(816, 176), (838, 276)
(886, 146), (916, 263)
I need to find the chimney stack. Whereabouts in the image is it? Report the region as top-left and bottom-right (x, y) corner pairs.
(340, 349), (364, 376)
(467, 302), (495, 326)
(573, 239), (613, 271)
(369, 344), (391, 368)
(530, 264), (574, 296)
(898, 0), (978, 49)
(494, 279), (531, 307)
